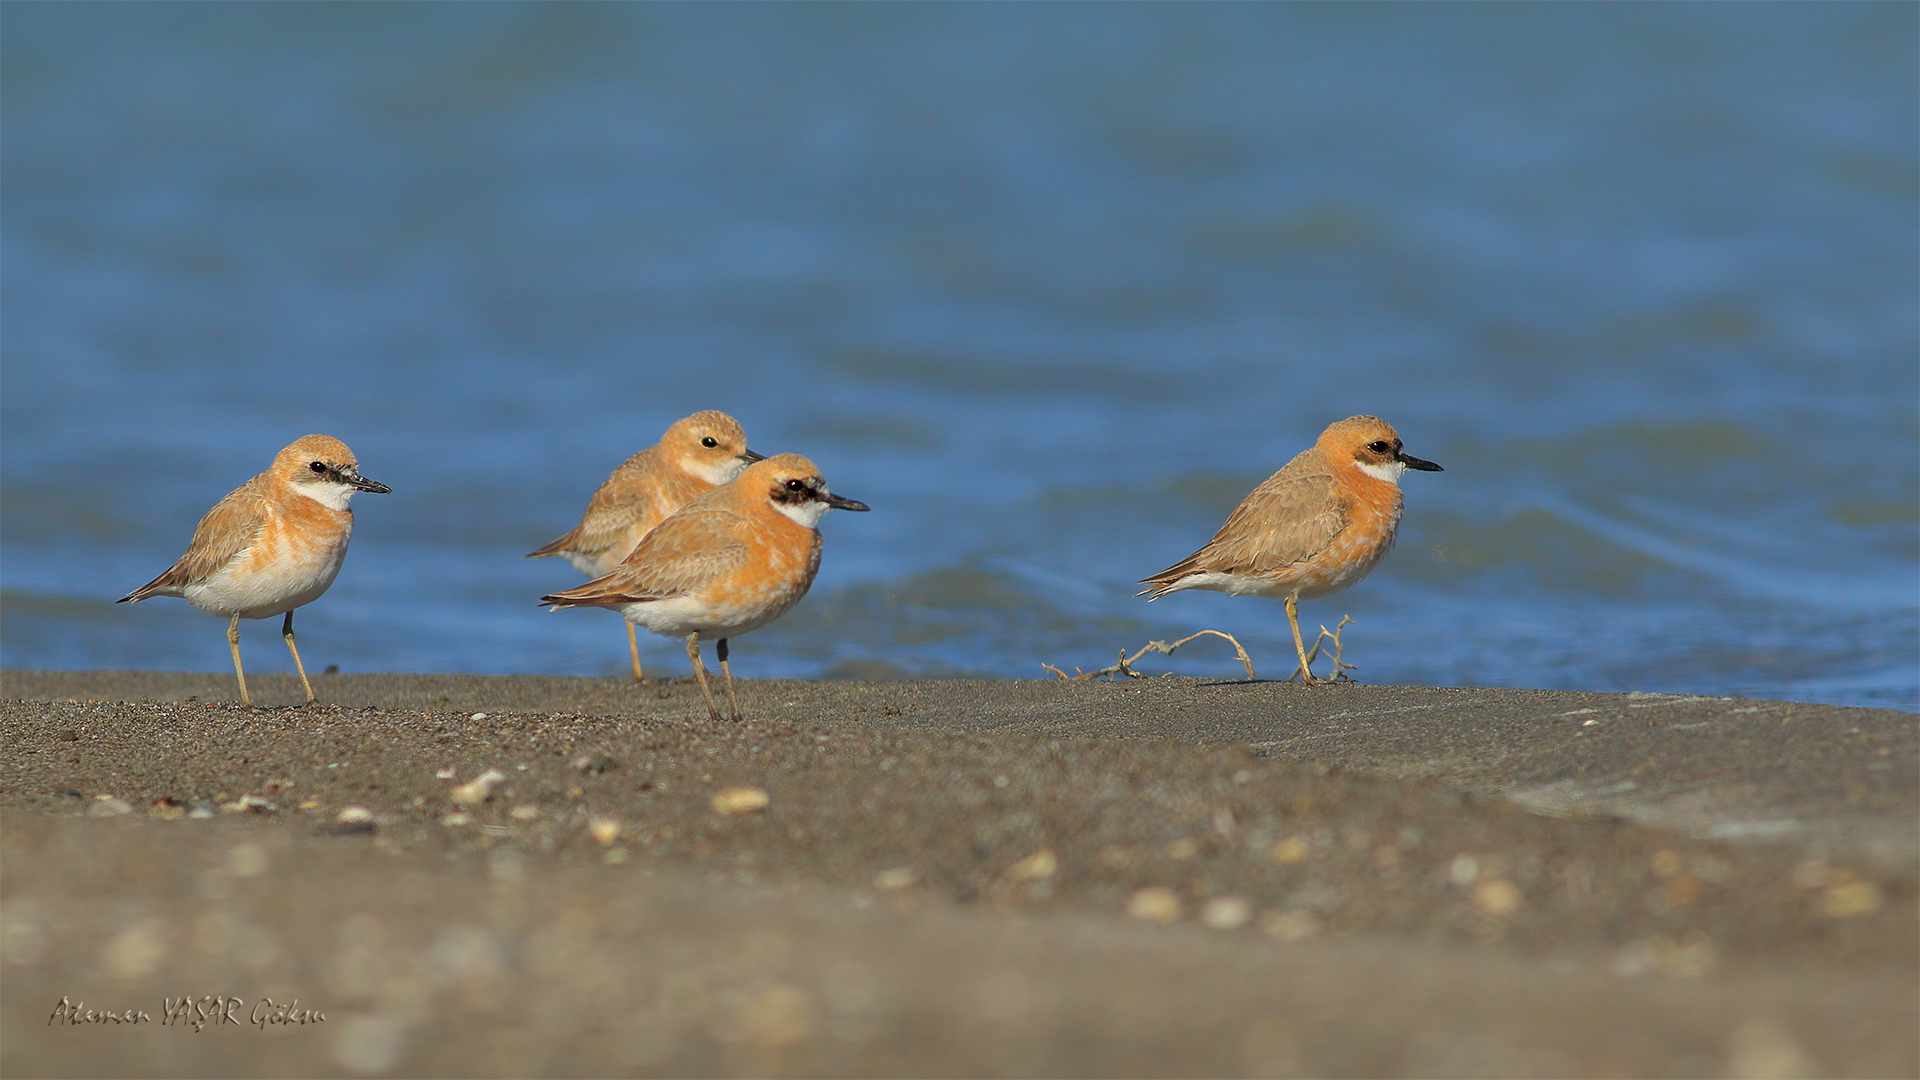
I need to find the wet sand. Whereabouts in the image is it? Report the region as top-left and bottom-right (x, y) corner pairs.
(2, 671), (1915, 1077)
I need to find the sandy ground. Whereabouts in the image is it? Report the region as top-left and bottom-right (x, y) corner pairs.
(2, 670), (1914, 1078)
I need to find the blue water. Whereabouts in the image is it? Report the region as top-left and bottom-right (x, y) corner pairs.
(4, 5), (1916, 709)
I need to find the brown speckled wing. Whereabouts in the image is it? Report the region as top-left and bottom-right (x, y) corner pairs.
(529, 445), (721, 566)
(122, 475), (271, 600)
(542, 504), (747, 607)
(1141, 454), (1346, 591)
(526, 447), (661, 562)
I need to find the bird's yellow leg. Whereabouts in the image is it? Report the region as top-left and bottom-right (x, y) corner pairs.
(227, 614), (251, 706)
(716, 638), (742, 721)
(685, 634), (724, 722)
(281, 611), (316, 704)
(1286, 595), (1320, 684)
(627, 622), (646, 682)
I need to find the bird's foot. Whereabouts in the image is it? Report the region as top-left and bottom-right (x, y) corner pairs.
(1291, 615), (1358, 684)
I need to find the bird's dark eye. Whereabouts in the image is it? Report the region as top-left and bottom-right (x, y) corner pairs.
(785, 479), (806, 492)
(700, 436), (718, 448)
(309, 461), (328, 473)
(1366, 441), (1392, 454)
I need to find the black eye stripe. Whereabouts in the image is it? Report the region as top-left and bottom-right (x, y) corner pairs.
(773, 477), (822, 504)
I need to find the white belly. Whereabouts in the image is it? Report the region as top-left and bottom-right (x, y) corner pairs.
(615, 593), (800, 642)
(182, 537), (350, 620)
(1162, 543), (1390, 603)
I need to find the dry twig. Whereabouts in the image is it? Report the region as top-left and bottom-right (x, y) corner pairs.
(1287, 615), (1357, 683)
(1042, 629), (1257, 682)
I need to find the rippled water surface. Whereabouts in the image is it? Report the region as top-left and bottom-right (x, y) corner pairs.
(4, 6), (1915, 708)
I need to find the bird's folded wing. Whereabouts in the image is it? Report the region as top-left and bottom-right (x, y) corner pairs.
(526, 449), (663, 560)
(125, 477), (270, 598)
(1144, 471), (1346, 583)
(543, 505), (747, 606)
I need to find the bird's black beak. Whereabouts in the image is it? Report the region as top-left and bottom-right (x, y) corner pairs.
(826, 492), (870, 512)
(739, 448), (768, 464)
(344, 470), (393, 493)
(1397, 450), (1443, 473)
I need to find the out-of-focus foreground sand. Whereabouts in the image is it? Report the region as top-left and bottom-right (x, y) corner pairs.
(2, 671), (1914, 1077)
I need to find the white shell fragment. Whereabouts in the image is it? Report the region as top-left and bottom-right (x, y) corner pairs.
(449, 769), (507, 805)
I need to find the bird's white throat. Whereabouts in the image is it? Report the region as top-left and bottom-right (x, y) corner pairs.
(297, 479), (360, 511)
(691, 457), (751, 486)
(1355, 459), (1407, 485)
(773, 499), (830, 530)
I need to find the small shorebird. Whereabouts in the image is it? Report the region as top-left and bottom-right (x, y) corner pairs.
(539, 453), (868, 721)
(1138, 416), (1442, 683)
(119, 434), (390, 705)
(526, 410), (763, 680)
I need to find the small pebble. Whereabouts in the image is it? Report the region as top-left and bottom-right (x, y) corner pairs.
(1820, 880), (1883, 919)
(588, 817), (621, 845)
(711, 786), (770, 815)
(470, 713), (488, 721)
(1126, 887), (1182, 923)
(1473, 879), (1523, 917)
(336, 805), (375, 824)
(148, 798), (186, 820)
(435, 767), (456, 780)
(449, 769), (507, 805)
(1202, 896), (1252, 929)
(440, 813), (471, 828)
(1448, 854), (1480, 886)
(509, 805), (540, 821)
(873, 867), (917, 890)
(1271, 837), (1308, 865)
(87, 796), (133, 818)
(1008, 849), (1057, 881)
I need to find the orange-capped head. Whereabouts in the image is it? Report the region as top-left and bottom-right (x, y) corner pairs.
(272, 435), (390, 503)
(1316, 416), (1442, 483)
(661, 410), (762, 486)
